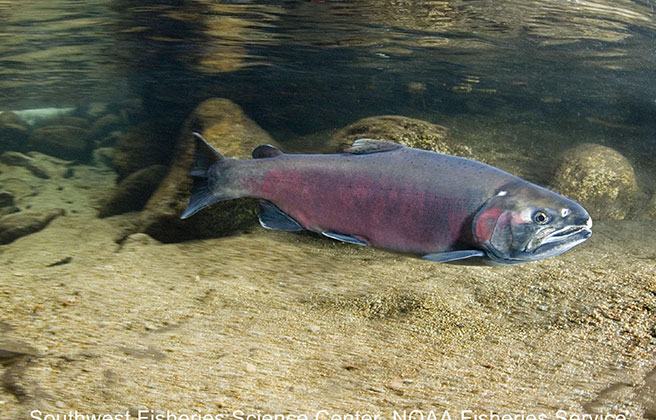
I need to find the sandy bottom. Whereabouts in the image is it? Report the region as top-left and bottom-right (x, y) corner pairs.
(1, 197), (655, 419)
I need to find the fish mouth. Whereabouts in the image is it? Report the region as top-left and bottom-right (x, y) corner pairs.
(528, 221), (592, 258)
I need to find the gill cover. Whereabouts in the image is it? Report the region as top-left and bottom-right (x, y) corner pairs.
(473, 191), (515, 261)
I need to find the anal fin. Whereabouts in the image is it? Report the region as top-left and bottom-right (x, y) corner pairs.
(422, 250), (485, 263)
(322, 231), (369, 246)
(258, 201), (303, 231)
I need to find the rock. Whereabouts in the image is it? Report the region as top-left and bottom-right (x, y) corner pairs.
(117, 97), (144, 120)
(123, 232), (160, 247)
(0, 190), (17, 217)
(331, 115), (472, 157)
(120, 233), (162, 253)
(0, 111), (29, 153)
(0, 151), (51, 179)
(98, 165), (169, 217)
(551, 143), (638, 220)
(90, 113), (124, 140)
(0, 338), (39, 365)
(111, 121), (175, 181)
(28, 125), (91, 161)
(92, 147), (115, 167)
(0, 150), (33, 166)
(0, 178), (33, 206)
(0, 208), (65, 244)
(0, 111), (27, 127)
(181, 98), (278, 159)
(12, 106), (75, 126)
(35, 116), (90, 129)
(636, 368), (656, 420)
(0, 338), (39, 404)
(0, 190), (15, 208)
(96, 130), (123, 148)
(138, 98), (279, 242)
(551, 143), (638, 221)
(85, 103), (108, 119)
(648, 192), (656, 220)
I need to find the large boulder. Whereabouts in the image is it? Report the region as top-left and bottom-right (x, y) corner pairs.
(111, 121), (175, 181)
(28, 125), (91, 161)
(551, 143), (638, 221)
(137, 98), (280, 243)
(0, 112), (29, 153)
(98, 165), (169, 218)
(331, 115), (473, 157)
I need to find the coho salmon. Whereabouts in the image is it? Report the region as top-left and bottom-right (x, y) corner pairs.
(181, 134), (591, 265)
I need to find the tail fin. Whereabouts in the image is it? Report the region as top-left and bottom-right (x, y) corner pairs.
(180, 133), (225, 219)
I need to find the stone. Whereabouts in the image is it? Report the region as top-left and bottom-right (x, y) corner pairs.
(0, 190), (17, 217)
(331, 115), (472, 157)
(0, 150), (33, 166)
(92, 147), (115, 168)
(0, 208), (65, 244)
(117, 97), (144, 120)
(0, 111), (29, 153)
(28, 125), (91, 161)
(551, 143), (638, 221)
(648, 192), (656, 220)
(96, 130), (123, 148)
(636, 368), (656, 420)
(0, 190), (15, 208)
(85, 102), (109, 119)
(138, 98), (280, 243)
(0, 111), (27, 127)
(98, 165), (169, 217)
(0, 151), (51, 179)
(122, 232), (160, 247)
(35, 116), (90, 129)
(90, 113), (124, 140)
(0, 338), (39, 365)
(111, 121), (175, 181)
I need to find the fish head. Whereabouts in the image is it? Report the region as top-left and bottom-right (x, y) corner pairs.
(472, 182), (592, 265)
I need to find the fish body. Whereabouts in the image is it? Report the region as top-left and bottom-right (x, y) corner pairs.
(182, 134), (591, 265)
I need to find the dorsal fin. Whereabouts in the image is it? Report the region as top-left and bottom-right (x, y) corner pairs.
(344, 138), (403, 155)
(252, 144), (283, 159)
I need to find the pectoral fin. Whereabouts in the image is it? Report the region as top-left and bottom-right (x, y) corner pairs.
(322, 231), (369, 246)
(422, 250), (485, 263)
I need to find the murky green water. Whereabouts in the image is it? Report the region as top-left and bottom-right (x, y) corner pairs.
(1, 1), (655, 418)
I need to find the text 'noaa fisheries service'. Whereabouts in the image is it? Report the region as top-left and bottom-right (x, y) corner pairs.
(29, 408), (628, 420)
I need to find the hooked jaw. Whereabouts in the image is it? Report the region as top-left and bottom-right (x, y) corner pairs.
(525, 215), (592, 259)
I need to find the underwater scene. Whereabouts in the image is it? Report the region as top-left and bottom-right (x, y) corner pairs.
(1, 0), (656, 419)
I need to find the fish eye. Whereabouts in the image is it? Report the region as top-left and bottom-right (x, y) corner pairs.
(532, 210), (550, 225)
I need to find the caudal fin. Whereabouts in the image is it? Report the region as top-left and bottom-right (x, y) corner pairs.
(180, 133), (225, 219)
